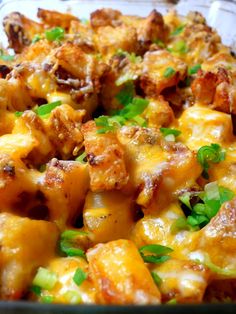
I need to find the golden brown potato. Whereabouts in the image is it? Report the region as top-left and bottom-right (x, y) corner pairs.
(90, 8), (122, 29)
(87, 239), (161, 304)
(0, 213), (58, 299)
(3, 12), (44, 53)
(117, 126), (201, 209)
(152, 259), (210, 303)
(45, 104), (85, 159)
(142, 96), (175, 128)
(82, 121), (129, 192)
(37, 8), (79, 30)
(140, 50), (187, 96)
(83, 191), (134, 243)
(94, 25), (138, 59)
(40, 159), (89, 228)
(190, 197), (236, 279)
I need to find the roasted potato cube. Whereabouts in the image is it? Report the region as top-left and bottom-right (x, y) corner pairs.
(90, 8), (122, 29)
(82, 121), (129, 192)
(190, 197), (236, 278)
(40, 159), (89, 228)
(87, 239), (161, 304)
(3, 12), (44, 53)
(152, 259), (210, 303)
(0, 213), (58, 299)
(142, 96), (175, 128)
(94, 25), (138, 58)
(140, 50), (187, 96)
(37, 8), (79, 30)
(45, 104), (85, 159)
(83, 191), (134, 243)
(117, 126), (201, 209)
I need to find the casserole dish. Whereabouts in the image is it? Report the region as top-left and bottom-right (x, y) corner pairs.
(0, 0), (235, 313)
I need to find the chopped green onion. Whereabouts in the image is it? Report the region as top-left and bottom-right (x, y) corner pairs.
(188, 64), (201, 75)
(45, 27), (65, 42)
(0, 49), (14, 61)
(32, 34), (42, 43)
(139, 244), (173, 264)
(179, 192), (192, 209)
(178, 183), (234, 229)
(151, 271), (163, 287)
(166, 298), (177, 304)
(32, 267), (57, 290)
(153, 39), (165, 48)
(73, 268), (87, 287)
(41, 295), (54, 303)
(31, 285), (42, 296)
(59, 230), (86, 258)
(115, 82), (135, 106)
(163, 67), (176, 78)
(160, 127), (181, 137)
(75, 152), (87, 163)
(95, 115), (116, 134)
(197, 143), (225, 179)
(15, 111), (23, 117)
(171, 24), (185, 36)
(168, 40), (188, 54)
(64, 290), (81, 304)
(35, 100), (62, 116)
(118, 97), (149, 119)
(115, 49), (142, 64)
(170, 216), (190, 234)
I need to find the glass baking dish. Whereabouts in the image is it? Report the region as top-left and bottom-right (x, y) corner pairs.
(0, 0), (235, 313)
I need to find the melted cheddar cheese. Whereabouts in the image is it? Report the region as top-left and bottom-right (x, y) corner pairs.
(0, 6), (235, 305)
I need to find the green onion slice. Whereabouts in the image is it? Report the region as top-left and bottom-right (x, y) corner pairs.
(35, 100), (62, 116)
(151, 271), (163, 287)
(188, 64), (201, 75)
(163, 67), (176, 78)
(197, 143), (225, 179)
(32, 267), (57, 290)
(45, 27), (65, 41)
(59, 230), (87, 258)
(139, 244), (173, 264)
(73, 268), (87, 287)
(160, 127), (181, 137)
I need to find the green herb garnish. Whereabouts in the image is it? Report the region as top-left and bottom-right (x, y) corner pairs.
(32, 267), (57, 290)
(139, 244), (173, 264)
(197, 143), (225, 179)
(176, 182), (235, 230)
(59, 230), (87, 258)
(15, 111), (23, 117)
(171, 24), (185, 36)
(41, 295), (54, 303)
(115, 49), (142, 64)
(73, 268), (87, 287)
(151, 271), (162, 287)
(168, 40), (188, 54)
(160, 128), (181, 137)
(31, 285), (42, 296)
(32, 34), (42, 43)
(75, 152), (87, 163)
(45, 27), (65, 42)
(188, 64), (201, 75)
(0, 49), (14, 61)
(163, 67), (176, 78)
(35, 100), (62, 116)
(115, 82), (135, 106)
(153, 39), (165, 48)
